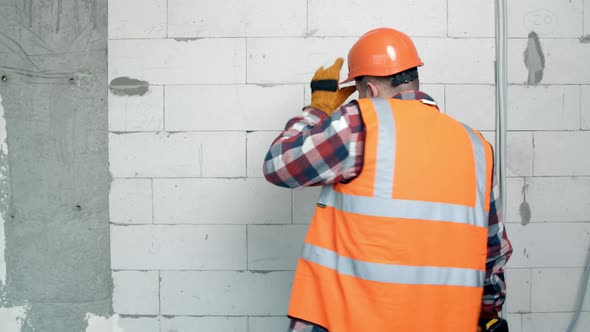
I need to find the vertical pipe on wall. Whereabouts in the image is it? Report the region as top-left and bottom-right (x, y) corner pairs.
(494, 0), (507, 220)
(494, 0), (508, 321)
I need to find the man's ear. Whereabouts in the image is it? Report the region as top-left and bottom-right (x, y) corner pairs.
(367, 81), (379, 98)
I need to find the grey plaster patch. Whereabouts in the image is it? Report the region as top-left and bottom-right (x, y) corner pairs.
(21, 300), (112, 332)
(580, 35), (590, 43)
(524, 31), (545, 85)
(254, 83), (281, 88)
(173, 37), (203, 42)
(109, 77), (150, 96)
(519, 183), (531, 226)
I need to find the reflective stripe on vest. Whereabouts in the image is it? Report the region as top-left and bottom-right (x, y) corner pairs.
(311, 98), (489, 287)
(302, 243), (485, 287)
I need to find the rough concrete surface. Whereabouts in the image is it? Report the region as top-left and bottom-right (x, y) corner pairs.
(0, 1), (111, 331)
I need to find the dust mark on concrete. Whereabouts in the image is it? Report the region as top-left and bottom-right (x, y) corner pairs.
(173, 37), (203, 42)
(580, 35), (590, 43)
(73, 0), (81, 34)
(0, 305), (30, 332)
(0, 92), (9, 288)
(24, 0), (33, 28)
(91, 0), (98, 30)
(85, 313), (123, 332)
(55, 0), (63, 33)
(519, 182), (531, 226)
(524, 31), (545, 85)
(109, 77), (150, 96)
(0, 31), (39, 70)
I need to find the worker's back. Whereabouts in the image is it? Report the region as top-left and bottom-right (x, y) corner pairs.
(288, 97), (494, 332)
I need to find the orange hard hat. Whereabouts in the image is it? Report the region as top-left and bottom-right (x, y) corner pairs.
(342, 28), (423, 83)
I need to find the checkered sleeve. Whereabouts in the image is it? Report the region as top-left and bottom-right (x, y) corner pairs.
(482, 168), (513, 313)
(263, 102), (365, 188)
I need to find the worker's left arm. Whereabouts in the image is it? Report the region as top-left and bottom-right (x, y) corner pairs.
(481, 169), (514, 315)
(263, 58), (362, 189)
(262, 103), (364, 188)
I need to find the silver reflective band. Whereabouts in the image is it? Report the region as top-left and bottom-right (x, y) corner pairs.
(371, 98), (396, 198)
(302, 243), (484, 287)
(320, 187), (486, 227)
(461, 124), (489, 228)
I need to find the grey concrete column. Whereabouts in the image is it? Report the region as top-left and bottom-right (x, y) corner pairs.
(0, 1), (111, 331)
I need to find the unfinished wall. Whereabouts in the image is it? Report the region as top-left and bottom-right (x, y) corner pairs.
(106, 1), (590, 332)
(0, 0), (112, 331)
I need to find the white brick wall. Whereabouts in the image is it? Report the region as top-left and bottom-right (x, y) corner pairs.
(109, 179), (153, 224)
(534, 132), (590, 176)
(247, 225), (307, 270)
(160, 271), (293, 315)
(152, 178), (290, 224)
(531, 268), (590, 312)
(414, 38), (496, 84)
(160, 316), (246, 332)
(168, 0), (306, 37)
(165, 85), (304, 131)
(508, 39), (590, 85)
(506, 223), (590, 268)
(119, 317), (160, 332)
(108, 0), (167, 39)
(445, 85), (495, 131)
(247, 37), (356, 84)
(448, 0), (495, 37)
(113, 271), (160, 315)
(507, 0), (584, 38)
(307, 0), (447, 37)
(504, 269), (531, 314)
(522, 313), (590, 332)
(583, 85), (590, 129)
(109, 86), (164, 132)
(109, 39), (246, 85)
(109, 132), (246, 178)
(108, 1), (590, 330)
(110, 225), (247, 270)
(508, 85), (580, 131)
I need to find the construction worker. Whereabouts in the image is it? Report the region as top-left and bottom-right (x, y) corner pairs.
(263, 28), (513, 332)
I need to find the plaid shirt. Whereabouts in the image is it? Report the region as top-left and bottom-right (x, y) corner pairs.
(263, 91), (513, 331)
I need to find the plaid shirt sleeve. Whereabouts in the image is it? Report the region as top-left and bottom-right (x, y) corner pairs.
(482, 168), (513, 313)
(263, 102), (365, 188)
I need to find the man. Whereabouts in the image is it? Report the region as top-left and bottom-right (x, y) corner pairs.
(263, 28), (512, 332)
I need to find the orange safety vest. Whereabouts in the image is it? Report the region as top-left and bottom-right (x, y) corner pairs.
(288, 98), (494, 332)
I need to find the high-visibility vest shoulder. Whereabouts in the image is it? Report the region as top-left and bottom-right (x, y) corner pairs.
(288, 97), (494, 332)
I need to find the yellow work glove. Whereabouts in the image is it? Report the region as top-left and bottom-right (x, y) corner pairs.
(308, 58), (356, 116)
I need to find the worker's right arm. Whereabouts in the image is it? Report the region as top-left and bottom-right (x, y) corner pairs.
(481, 169), (514, 315)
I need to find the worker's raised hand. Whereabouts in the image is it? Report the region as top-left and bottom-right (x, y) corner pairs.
(308, 58), (356, 116)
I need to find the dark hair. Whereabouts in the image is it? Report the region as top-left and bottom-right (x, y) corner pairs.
(355, 67), (419, 88)
(390, 67), (419, 86)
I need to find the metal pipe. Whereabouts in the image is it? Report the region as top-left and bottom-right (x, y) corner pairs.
(494, 0), (508, 321)
(566, 245), (590, 332)
(495, 0), (507, 220)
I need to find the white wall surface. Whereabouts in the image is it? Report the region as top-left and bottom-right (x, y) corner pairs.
(108, 1), (590, 331)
